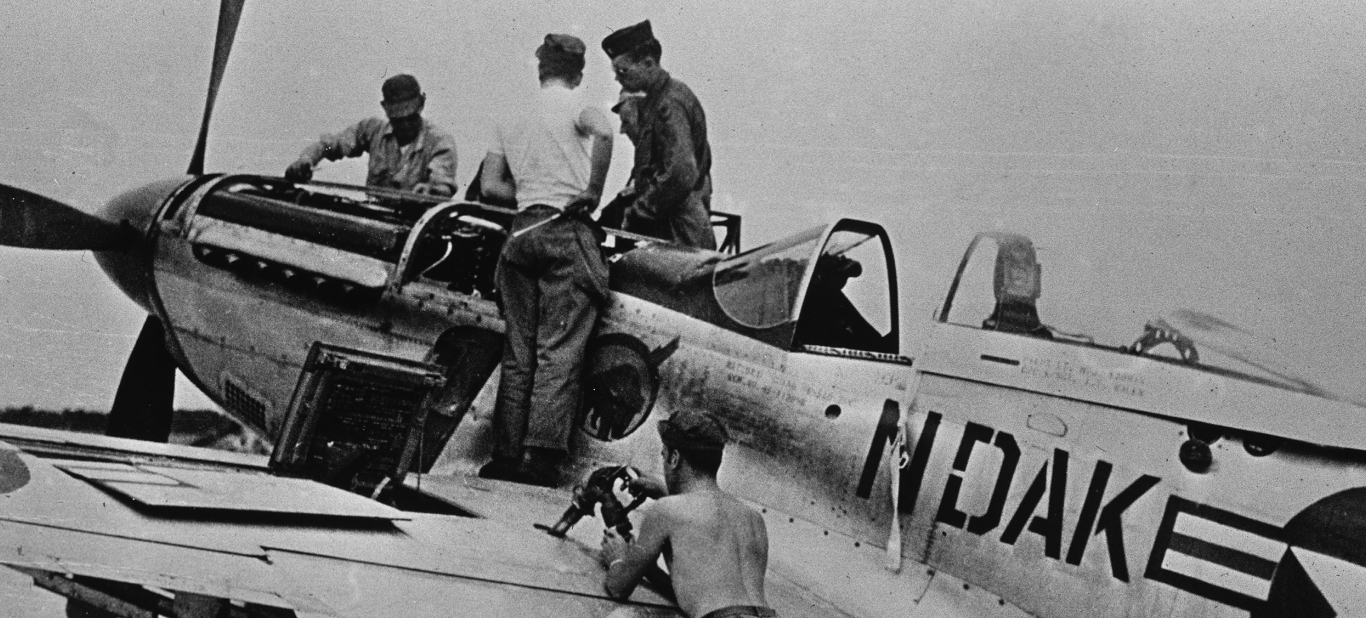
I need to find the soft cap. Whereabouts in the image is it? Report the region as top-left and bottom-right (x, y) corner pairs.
(602, 20), (656, 58)
(658, 409), (728, 452)
(537, 33), (586, 75)
(381, 74), (423, 118)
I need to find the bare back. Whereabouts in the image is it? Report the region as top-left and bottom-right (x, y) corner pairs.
(655, 489), (768, 618)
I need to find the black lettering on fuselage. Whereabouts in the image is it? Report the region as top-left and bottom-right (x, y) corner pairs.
(928, 422), (1161, 582)
(1093, 474), (1161, 582)
(899, 411), (940, 514)
(1066, 459), (1113, 566)
(999, 448), (1068, 559)
(859, 413), (1163, 584)
(937, 422), (996, 528)
(856, 402), (940, 515)
(966, 432), (1020, 535)
(856, 400), (901, 500)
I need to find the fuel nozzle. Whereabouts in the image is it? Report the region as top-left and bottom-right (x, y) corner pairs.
(535, 465), (646, 539)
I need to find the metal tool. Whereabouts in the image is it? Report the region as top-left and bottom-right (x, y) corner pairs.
(535, 465), (647, 540)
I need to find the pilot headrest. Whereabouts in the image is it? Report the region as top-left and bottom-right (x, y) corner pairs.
(658, 409), (728, 452)
(993, 240), (1041, 301)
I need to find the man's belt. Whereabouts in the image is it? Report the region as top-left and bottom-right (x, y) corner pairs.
(510, 204), (563, 237)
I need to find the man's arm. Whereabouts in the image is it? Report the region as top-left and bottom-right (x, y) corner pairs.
(631, 101), (698, 218)
(417, 132), (459, 197)
(479, 153), (516, 204)
(567, 106), (615, 215)
(602, 502), (672, 599)
(287, 118), (379, 179)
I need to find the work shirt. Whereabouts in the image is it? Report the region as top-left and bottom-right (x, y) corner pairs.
(488, 84), (613, 211)
(628, 72), (715, 249)
(298, 117), (459, 195)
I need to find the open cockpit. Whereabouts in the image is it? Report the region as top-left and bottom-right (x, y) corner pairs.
(611, 218), (906, 362)
(936, 231), (1347, 401)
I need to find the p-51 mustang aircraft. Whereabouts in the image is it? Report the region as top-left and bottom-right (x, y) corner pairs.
(1, 2), (1364, 617)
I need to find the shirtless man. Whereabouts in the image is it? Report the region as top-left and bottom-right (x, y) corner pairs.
(600, 409), (774, 618)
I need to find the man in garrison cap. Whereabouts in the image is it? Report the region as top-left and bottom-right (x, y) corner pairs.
(597, 90), (646, 230)
(601, 409), (775, 618)
(476, 34), (615, 487)
(601, 20), (716, 250)
(285, 73), (458, 197)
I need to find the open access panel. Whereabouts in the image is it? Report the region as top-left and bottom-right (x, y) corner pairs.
(271, 342), (447, 498)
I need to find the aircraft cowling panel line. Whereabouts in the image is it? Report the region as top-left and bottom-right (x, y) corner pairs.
(195, 188), (409, 261)
(189, 217), (395, 289)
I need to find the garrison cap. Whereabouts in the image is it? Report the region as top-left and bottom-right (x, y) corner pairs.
(381, 74), (424, 118)
(537, 33), (587, 74)
(658, 409), (728, 452)
(602, 20), (656, 58)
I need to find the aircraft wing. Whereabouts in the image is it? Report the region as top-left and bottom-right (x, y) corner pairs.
(407, 475), (856, 618)
(0, 423), (850, 618)
(0, 423), (680, 618)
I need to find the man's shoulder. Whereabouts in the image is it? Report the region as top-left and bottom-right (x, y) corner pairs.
(661, 77), (702, 107)
(658, 489), (756, 519)
(648, 78), (704, 125)
(420, 121), (457, 145)
(355, 116), (389, 132)
(651, 494), (691, 514)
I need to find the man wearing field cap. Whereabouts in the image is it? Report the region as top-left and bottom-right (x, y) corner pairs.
(285, 73), (458, 197)
(477, 34), (614, 487)
(601, 20), (716, 250)
(601, 409), (774, 618)
(598, 90), (646, 230)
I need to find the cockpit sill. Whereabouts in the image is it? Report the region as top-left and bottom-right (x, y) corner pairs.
(922, 321), (1366, 453)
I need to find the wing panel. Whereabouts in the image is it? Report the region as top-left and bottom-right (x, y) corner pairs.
(0, 519), (313, 612)
(0, 422), (267, 469)
(264, 514), (675, 606)
(267, 550), (678, 618)
(52, 461), (408, 521)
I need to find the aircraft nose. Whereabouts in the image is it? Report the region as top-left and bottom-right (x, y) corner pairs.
(93, 176), (189, 312)
(97, 177), (188, 240)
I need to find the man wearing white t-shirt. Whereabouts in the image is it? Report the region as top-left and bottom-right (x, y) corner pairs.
(478, 33), (615, 487)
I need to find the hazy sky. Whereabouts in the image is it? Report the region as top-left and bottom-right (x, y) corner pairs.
(2, 0), (1366, 410)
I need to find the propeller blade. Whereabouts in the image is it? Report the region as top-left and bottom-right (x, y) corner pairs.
(0, 184), (129, 250)
(106, 316), (177, 442)
(187, 0), (247, 175)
